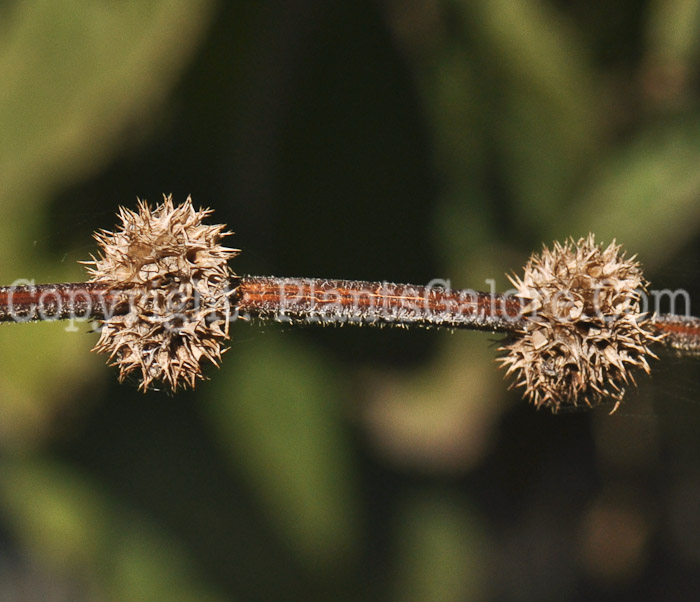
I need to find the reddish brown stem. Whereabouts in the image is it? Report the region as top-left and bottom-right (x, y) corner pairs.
(650, 313), (700, 354)
(0, 277), (697, 355)
(234, 276), (523, 331)
(0, 282), (129, 322)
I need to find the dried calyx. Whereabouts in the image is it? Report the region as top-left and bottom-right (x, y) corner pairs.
(84, 195), (238, 391)
(499, 234), (661, 413)
(81, 197), (663, 407)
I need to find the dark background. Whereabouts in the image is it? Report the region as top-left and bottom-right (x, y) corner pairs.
(2, 1), (700, 600)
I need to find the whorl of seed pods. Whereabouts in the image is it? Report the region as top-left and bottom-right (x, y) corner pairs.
(499, 234), (661, 413)
(80, 197), (665, 407)
(84, 194), (238, 391)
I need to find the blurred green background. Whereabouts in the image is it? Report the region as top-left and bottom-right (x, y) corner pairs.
(2, 0), (700, 600)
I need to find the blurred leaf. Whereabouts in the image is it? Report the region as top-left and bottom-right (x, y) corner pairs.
(459, 0), (601, 229)
(0, 0), (215, 447)
(0, 457), (228, 602)
(393, 491), (487, 602)
(0, 320), (103, 451)
(646, 0), (700, 66)
(205, 332), (359, 569)
(0, 0), (215, 210)
(361, 330), (505, 473)
(642, 0), (700, 108)
(554, 115), (700, 269)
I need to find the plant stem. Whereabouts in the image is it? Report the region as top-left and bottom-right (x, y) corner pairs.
(0, 277), (698, 355)
(234, 276), (522, 331)
(0, 282), (128, 322)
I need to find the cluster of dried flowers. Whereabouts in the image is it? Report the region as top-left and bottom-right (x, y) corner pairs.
(499, 234), (661, 412)
(80, 196), (663, 409)
(84, 195), (238, 391)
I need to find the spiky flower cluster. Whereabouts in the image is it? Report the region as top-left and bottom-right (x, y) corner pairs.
(499, 235), (660, 412)
(84, 195), (238, 391)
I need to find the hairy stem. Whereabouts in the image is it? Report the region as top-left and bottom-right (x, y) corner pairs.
(0, 277), (697, 355)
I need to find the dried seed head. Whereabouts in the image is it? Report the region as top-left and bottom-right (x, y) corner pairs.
(84, 195), (238, 391)
(499, 234), (661, 413)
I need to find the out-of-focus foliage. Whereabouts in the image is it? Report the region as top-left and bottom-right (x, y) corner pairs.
(2, 0), (700, 600)
(0, 0), (214, 450)
(207, 333), (359, 566)
(0, 458), (224, 602)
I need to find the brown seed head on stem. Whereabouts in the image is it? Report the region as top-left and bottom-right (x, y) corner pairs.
(60, 195), (690, 406)
(498, 235), (662, 413)
(83, 194), (239, 391)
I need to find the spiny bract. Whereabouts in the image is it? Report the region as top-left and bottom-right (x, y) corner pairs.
(84, 194), (238, 391)
(499, 234), (661, 413)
